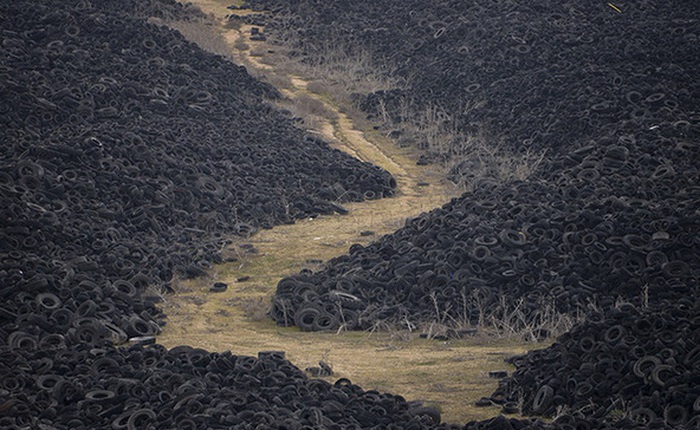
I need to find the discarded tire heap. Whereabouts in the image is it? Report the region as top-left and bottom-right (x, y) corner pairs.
(245, 0), (699, 181)
(0, 1), (511, 429)
(270, 173), (698, 328)
(3, 0), (699, 428)
(1, 342), (457, 429)
(1, 0), (395, 346)
(249, 0), (700, 427)
(495, 301), (700, 428)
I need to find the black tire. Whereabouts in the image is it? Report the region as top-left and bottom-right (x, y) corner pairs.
(36, 293), (62, 310)
(632, 355), (661, 380)
(36, 374), (63, 390)
(294, 306), (322, 331)
(502, 401), (519, 414)
(629, 407), (658, 425)
(127, 315), (155, 337)
(85, 389), (116, 402)
(412, 406), (440, 424)
(603, 324), (626, 345)
(313, 311), (339, 331)
(210, 282), (227, 293)
(127, 408), (156, 430)
(475, 397), (492, 407)
(499, 228), (526, 247)
(532, 385), (554, 414)
(664, 404), (688, 427)
(651, 364), (675, 387)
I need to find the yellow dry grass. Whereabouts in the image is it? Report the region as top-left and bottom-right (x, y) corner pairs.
(158, 0), (536, 423)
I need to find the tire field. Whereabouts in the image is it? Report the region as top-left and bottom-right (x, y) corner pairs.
(246, 0), (700, 428)
(1, 0), (698, 429)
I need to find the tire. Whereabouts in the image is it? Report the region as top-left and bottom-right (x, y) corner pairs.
(499, 228), (526, 247)
(210, 282), (227, 292)
(632, 355), (661, 380)
(651, 364), (675, 387)
(127, 408), (156, 430)
(36, 293), (62, 310)
(412, 406), (440, 425)
(664, 404), (688, 427)
(629, 407), (658, 425)
(313, 311), (338, 331)
(603, 324), (626, 345)
(127, 315), (155, 337)
(294, 306), (322, 331)
(85, 389), (116, 402)
(532, 385), (554, 414)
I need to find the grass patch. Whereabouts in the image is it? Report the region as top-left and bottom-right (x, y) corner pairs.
(152, 15), (233, 60)
(164, 0), (539, 424)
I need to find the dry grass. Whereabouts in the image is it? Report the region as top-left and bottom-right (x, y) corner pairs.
(276, 93), (338, 132)
(160, 274), (533, 424)
(151, 15), (233, 60)
(386, 98), (548, 191)
(240, 296), (271, 321)
(252, 9), (548, 190)
(163, 0), (540, 424)
(158, 193), (545, 423)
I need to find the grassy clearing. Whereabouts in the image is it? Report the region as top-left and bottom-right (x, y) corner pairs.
(158, 206), (536, 424)
(160, 270), (534, 423)
(161, 0), (543, 423)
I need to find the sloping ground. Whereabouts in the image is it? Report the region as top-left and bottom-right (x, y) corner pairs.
(2, 0), (697, 429)
(252, 0), (700, 332)
(155, 1), (536, 423)
(245, 0), (699, 183)
(240, 0), (700, 427)
(497, 301), (699, 425)
(0, 1), (498, 429)
(0, 0), (395, 347)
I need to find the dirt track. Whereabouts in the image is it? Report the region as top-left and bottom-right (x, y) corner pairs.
(158, 1), (528, 422)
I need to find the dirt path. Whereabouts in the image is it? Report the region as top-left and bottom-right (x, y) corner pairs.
(158, 1), (528, 423)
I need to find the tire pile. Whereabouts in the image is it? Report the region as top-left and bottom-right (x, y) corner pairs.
(246, 0), (699, 182)
(494, 301), (700, 428)
(1, 0), (396, 348)
(1, 343), (453, 429)
(0, 1), (487, 429)
(246, 0), (700, 427)
(270, 176), (698, 333)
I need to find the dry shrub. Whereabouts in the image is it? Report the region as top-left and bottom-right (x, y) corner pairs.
(241, 297), (271, 321)
(262, 11), (547, 189)
(274, 94), (337, 132)
(290, 94), (336, 118)
(387, 98), (548, 191)
(150, 16), (233, 60)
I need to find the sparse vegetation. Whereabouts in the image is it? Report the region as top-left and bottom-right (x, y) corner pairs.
(361, 96), (549, 191)
(151, 14), (234, 60)
(240, 296), (271, 321)
(158, 0), (552, 423)
(252, 11), (548, 190)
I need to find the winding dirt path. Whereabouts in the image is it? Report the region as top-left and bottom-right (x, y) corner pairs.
(158, 1), (527, 422)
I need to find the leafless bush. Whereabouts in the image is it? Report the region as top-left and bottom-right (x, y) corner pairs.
(387, 98), (548, 190)
(241, 297), (271, 321)
(462, 290), (581, 342)
(150, 16), (233, 60)
(370, 288), (582, 343)
(261, 11), (547, 188)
